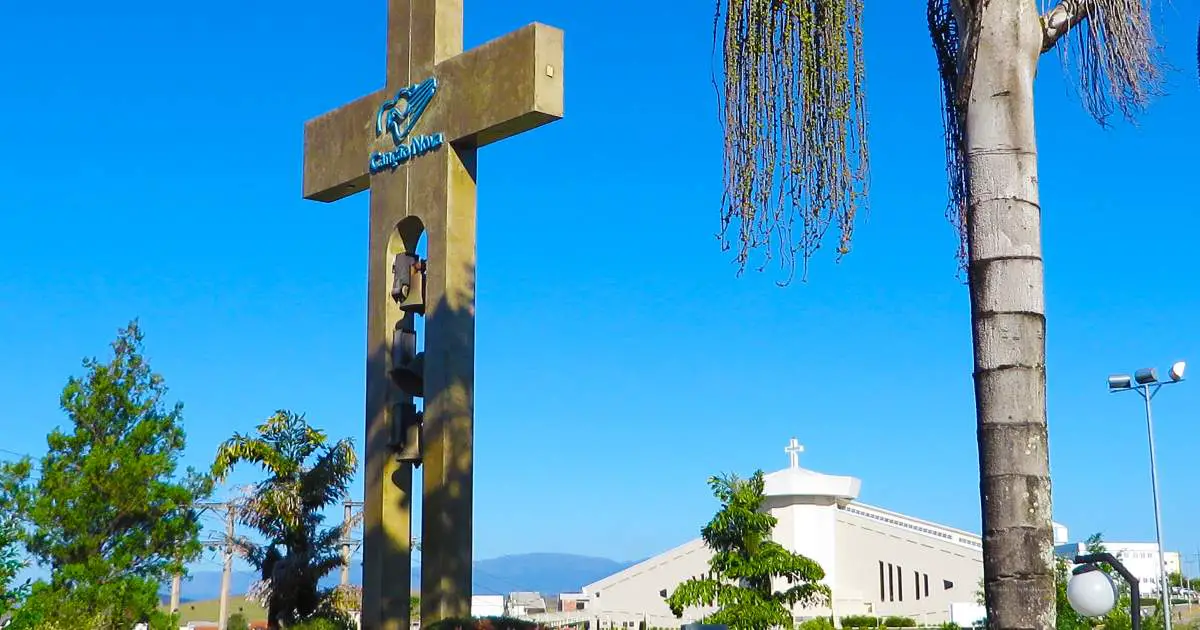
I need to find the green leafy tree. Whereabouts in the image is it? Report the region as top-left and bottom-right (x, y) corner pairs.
(665, 471), (828, 630)
(1050, 534), (1170, 630)
(0, 513), (29, 617)
(0, 321), (208, 629)
(709, 0), (1173, 628)
(212, 410), (358, 630)
(1054, 534), (1107, 630)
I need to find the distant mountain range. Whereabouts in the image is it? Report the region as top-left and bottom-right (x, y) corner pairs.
(164, 553), (637, 603)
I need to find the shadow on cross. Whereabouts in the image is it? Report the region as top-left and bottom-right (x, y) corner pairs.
(364, 252), (478, 629)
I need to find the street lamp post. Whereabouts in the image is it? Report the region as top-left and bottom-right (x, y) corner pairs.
(1068, 552), (1141, 630)
(1108, 361), (1187, 630)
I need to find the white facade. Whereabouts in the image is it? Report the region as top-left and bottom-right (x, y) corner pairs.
(582, 439), (1069, 628)
(472, 595), (506, 617)
(1057, 541), (1182, 595)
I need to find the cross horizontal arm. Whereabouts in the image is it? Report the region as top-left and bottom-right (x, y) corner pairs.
(430, 22), (564, 150)
(303, 88), (386, 202)
(301, 22), (564, 204)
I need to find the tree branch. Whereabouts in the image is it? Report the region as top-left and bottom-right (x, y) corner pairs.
(1042, 0), (1093, 52)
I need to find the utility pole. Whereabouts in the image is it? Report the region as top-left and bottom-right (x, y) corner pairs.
(198, 501), (236, 630)
(219, 505), (234, 630)
(339, 500), (364, 587)
(170, 573), (182, 613)
(343, 500), (354, 586)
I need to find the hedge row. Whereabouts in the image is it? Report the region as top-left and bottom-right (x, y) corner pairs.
(423, 617), (557, 630)
(840, 615), (919, 628)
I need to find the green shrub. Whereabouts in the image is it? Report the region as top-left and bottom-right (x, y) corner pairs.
(423, 616), (549, 630)
(285, 615), (357, 630)
(938, 623), (961, 630)
(227, 612), (251, 630)
(883, 616), (916, 628)
(841, 616), (880, 629)
(800, 617), (836, 630)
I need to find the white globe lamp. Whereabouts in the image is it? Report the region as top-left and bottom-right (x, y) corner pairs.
(1067, 565), (1118, 617)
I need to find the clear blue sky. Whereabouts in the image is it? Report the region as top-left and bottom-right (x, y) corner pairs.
(2, 0), (1198, 578)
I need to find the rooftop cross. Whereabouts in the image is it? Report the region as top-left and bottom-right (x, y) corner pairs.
(785, 437), (805, 469)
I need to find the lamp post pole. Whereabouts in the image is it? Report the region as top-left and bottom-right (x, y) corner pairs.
(1141, 382), (1172, 630)
(1108, 362), (1187, 630)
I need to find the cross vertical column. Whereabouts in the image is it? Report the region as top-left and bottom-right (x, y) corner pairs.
(363, 2), (461, 629)
(413, 138), (477, 625)
(399, 3), (474, 622)
(367, 2), (472, 629)
(301, 0), (563, 625)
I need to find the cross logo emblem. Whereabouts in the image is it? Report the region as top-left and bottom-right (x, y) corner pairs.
(376, 77), (439, 146)
(369, 76), (445, 174)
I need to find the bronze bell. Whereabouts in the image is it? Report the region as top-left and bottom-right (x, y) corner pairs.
(390, 351), (424, 398)
(390, 401), (423, 465)
(390, 252), (426, 315)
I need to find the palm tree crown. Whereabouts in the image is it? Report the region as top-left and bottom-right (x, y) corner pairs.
(211, 410), (358, 629)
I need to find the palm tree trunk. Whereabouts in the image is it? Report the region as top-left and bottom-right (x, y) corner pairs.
(966, 2), (1055, 630)
(268, 600), (282, 630)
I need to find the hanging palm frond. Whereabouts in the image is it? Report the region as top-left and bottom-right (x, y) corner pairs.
(927, 0), (972, 272)
(714, 0), (869, 284)
(1042, 0), (1163, 123)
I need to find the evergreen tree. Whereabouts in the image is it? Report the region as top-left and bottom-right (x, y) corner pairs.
(666, 471), (827, 630)
(0, 321), (209, 629)
(0, 512), (29, 617)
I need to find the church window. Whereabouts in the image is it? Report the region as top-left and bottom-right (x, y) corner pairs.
(944, 580), (954, 590)
(888, 564), (895, 601)
(915, 571), (921, 600)
(898, 565), (904, 601)
(924, 574), (930, 597)
(879, 562), (886, 601)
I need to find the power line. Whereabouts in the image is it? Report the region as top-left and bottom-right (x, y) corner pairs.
(0, 448), (38, 470)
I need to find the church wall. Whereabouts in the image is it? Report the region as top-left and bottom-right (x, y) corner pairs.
(764, 496), (841, 620)
(582, 539), (717, 628)
(834, 508), (983, 625)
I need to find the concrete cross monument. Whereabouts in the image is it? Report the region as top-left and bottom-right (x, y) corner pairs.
(300, 1), (564, 628)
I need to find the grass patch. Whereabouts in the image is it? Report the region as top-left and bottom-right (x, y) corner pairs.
(162, 595), (268, 624)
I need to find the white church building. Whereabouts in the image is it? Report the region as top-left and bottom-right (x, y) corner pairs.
(580, 439), (1071, 628)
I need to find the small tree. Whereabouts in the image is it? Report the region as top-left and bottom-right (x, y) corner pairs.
(227, 612), (251, 630)
(0, 321), (208, 629)
(212, 410), (357, 630)
(666, 471), (828, 630)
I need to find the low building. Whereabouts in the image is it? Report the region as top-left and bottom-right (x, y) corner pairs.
(472, 595), (506, 617)
(581, 437), (1071, 628)
(507, 592), (548, 616)
(559, 593), (590, 613)
(1057, 541), (1182, 594)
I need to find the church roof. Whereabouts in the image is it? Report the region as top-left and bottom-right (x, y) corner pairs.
(762, 438), (861, 502)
